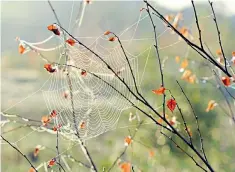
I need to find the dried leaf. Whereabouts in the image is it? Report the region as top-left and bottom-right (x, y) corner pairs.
(47, 24), (60, 36)
(152, 86), (166, 95)
(124, 136), (132, 146)
(108, 37), (115, 42)
(66, 38), (76, 46)
(44, 64), (56, 73)
(206, 100), (217, 112)
(120, 162), (131, 172)
(18, 45), (25, 54)
(104, 30), (111, 35)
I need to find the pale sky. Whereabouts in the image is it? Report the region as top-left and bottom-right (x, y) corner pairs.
(154, 0), (235, 16)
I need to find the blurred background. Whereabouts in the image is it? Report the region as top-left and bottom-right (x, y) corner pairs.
(1, 0), (235, 171)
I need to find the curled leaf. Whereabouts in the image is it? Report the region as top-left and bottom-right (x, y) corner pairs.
(41, 116), (50, 126)
(66, 38), (76, 46)
(79, 121), (86, 129)
(47, 24), (60, 36)
(206, 100), (217, 112)
(44, 64), (56, 73)
(152, 86), (166, 95)
(167, 99), (176, 112)
(108, 37), (115, 42)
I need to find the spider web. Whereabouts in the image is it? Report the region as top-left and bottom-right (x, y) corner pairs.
(1, 2), (216, 169)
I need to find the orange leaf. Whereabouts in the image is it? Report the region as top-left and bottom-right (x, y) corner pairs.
(221, 76), (231, 86)
(28, 167), (35, 172)
(18, 45), (25, 54)
(44, 64), (56, 73)
(104, 30), (111, 35)
(149, 150), (155, 158)
(167, 99), (176, 112)
(41, 116), (50, 126)
(79, 121), (86, 129)
(216, 49), (222, 56)
(152, 86), (166, 95)
(175, 56), (180, 63)
(120, 162), (131, 172)
(47, 24), (60, 36)
(66, 38), (76, 46)
(181, 70), (192, 80)
(124, 136), (132, 146)
(108, 37), (115, 42)
(206, 100), (217, 112)
(232, 51), (235, 57)
(180, 59), (188, 72)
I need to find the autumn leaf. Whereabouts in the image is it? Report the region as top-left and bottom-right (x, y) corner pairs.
(48, 158), (56, 168)
(231, 51), (235, 64)
(179, 59), (188, 72)
(66, 38), (76, 46)
(124, 136), (132, 146)
(221, 76), (231, 86)
(152, 86), (166, 95)
(18, 45), (25, 54)
(108, 37), (115, 42)
(175, 56), (180, 63)
(149, 149), (155, 158)
(79, 121), (86, 129)
(167, 99), (176, 112)
(44, 64), (56, 73)
(206, 100), (217, 112)
(81, 69), (87, 76)
(41, 116), (50, 126)
(28, 167), (35, 172)
(120, 162), (131, 172)
(104, 30), (111, 35)
(47, 24), (60, 36)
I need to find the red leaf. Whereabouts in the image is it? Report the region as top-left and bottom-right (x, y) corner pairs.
(66, 38), (76, 46)
(221, 76), (231, 86)
(167, 99), (176, 112)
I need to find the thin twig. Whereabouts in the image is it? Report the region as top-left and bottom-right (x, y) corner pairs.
(176, 80), (208, 162)
(143, 0), (231, 78)
(145, 5), (166, 119)
(208, 0), (227, 72)
(191, 0), (203, 49)
(161, 132), (207, 172)
(1, 135), (38, 172)
(107, 121), (144, 172)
